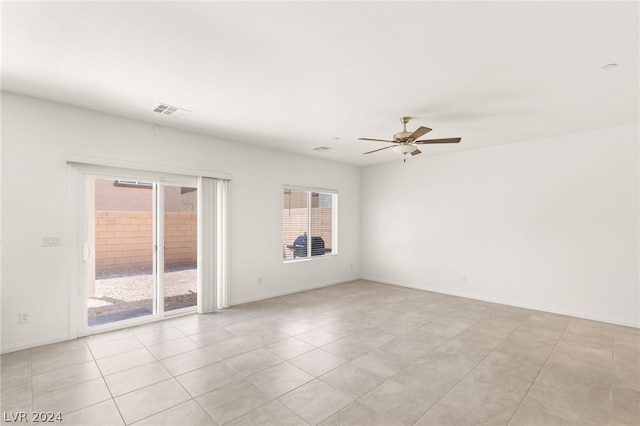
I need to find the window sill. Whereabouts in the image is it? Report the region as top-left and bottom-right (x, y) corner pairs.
(283, 254), (337, 264)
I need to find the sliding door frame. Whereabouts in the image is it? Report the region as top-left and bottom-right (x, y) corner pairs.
(70, 164), (198, 337)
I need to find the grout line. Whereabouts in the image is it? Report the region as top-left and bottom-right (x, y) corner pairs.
(402, 310), (525, 422)
(505, 317), (572, 425)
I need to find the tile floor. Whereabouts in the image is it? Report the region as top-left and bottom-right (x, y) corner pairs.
(1, 280), (639, 425)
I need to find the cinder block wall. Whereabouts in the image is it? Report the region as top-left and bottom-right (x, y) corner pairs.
(95, 211), (196, 273)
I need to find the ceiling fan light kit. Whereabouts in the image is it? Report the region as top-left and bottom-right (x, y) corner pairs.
(392, 144), (417, 155)
(359, 116), (461, 160)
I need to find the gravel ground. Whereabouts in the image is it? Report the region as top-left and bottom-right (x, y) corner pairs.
(88, 268), (197, 318)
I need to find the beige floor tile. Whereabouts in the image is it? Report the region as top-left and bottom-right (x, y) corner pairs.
(289, 348), (347, 377)
(114, 378), (191, 424)
(174, 320), (220, 336)
(30, 338), (88, 357)
(566, 318), (614, 335)
(32, 360), (102, 396)
(375, 331), (447, 367)
(135, 327), (187, 346)
(60, 399), (125, 426)
(526, 364), (613, 424)
(350, 349), (405, 378)
(301, 312), (345, 327)
(413, 348), (484, 381)
(418, 318), (465, 339)
(349, 327), (403, 349)
(32, 377), (111, 415)
(0, 397), (32, 425)
(319, 362), (387, 399)
(614, 325), (640, 356)
(467, 317), (521, 339)
(613, 382), (640, 423)
(188, 327), (239, 346)
(391, 309), (442, 325)
(494, 332), (556, 365)
(225, 318), (274, 336)
(509, 395), (580, 425)
(391, 359), (460, 398)
(263, 337), (316, 360)
(85, 329), (135, 347)
(522, 312), (571, 330)
(278, 379), (353, 425)
(159, 348), (220, 376)
(416, 399), (496, 426)
(31, 346), (93, 376)
(246, 362), (314, 399)
(196, 379), (271, 425)
(321, 338), (373, 361)
(105, 361), (172, 396)
(244, 329), (291, 346)
(273, 320), (319, 336)
(176, 361), (242, 397)
(547, 343), (613, 382)
(511, 323), (564, 345)
(96, 347), (156, 376)
(204, 335), (261, 360)
(436, 330), (502, 359)
(227, 400), (308, 426)
(295, 328), (343, 347)
(2, 281), (633, 426)
(223, 347), (283, 377)
(320, 401), (394, 426)
(128, 320), (176, 336)
(89, 336), (145, 359)
(1, 350), (31, 375)
(146, 336), (201, 359)
(438, 368), (531, 422)
(358, 380), (435, 425)
(614, 351), (640, 390)
(473, 351), (542, 383)
(133, 400), (216, 425)
(1, 368), (32, 406)
(433, 310), (482, 330)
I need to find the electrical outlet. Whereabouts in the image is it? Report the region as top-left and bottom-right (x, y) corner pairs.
(19, 312), (30, 324)
(462, 275), (468, 282)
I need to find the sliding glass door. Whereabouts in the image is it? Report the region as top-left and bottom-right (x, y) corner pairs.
(83, 173), (198, 330)
(163, 184), (198, 312)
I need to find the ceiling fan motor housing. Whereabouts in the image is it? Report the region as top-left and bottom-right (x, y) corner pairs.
(393, 131), (413, 141)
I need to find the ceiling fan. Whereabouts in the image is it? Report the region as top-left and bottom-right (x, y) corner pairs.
(359, 116), (461, 158)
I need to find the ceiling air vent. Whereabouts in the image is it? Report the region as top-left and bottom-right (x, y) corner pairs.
(153, 102), (190, 116)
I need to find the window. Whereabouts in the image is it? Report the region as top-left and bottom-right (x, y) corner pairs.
(283, 187), (337, 261)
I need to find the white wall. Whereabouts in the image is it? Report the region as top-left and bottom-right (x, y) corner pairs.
(361, 124), (639, 327)
(1, 92), (361, 352)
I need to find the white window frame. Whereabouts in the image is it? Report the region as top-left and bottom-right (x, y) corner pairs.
(283, 185), (338, 262)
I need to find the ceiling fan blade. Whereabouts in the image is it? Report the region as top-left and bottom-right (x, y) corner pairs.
(410, 148), (421, 156)
(358, 137), (396, 143)
(363, 145), (395, 155)
(407, 126), (432, 141)
(413, 137), (461, 145)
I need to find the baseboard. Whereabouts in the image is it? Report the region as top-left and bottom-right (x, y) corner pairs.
(361, 276), (640, 329)
(230, 276), (361, 306)
(1, 333), (71, 354)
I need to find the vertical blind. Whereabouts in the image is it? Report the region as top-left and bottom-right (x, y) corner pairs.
(198, 177), (230, 311)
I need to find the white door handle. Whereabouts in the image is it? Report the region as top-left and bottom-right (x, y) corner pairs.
(82, 243), (91, 261)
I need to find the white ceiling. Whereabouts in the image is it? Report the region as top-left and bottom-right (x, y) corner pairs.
(2, 1), (638, 166)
